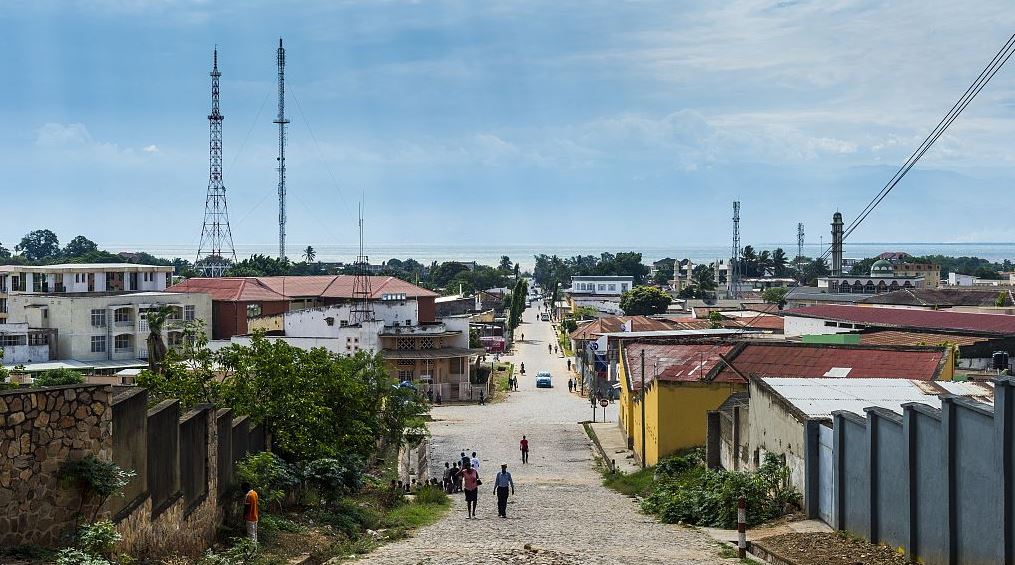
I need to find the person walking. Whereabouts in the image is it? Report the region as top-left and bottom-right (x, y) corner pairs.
(461, 462), (480, 518)
(471, 451), (481, 473)
(567, 359), (571, 371)
(452, 462), (462, 492)
(479, 390), (485, 405)
(519, 435), (529, 464)
(548, 343), (552, 354)
(443, 462), (454, 493)
(567, 378), (573, 393)
(241, 482), (260, 545)
(494, 464), (515, 518)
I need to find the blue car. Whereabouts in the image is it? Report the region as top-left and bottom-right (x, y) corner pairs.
(535, 372), (552, 388)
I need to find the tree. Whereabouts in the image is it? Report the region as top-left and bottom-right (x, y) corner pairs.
(430, 262), (470, 288)
(801, 257), (830, 286)
(16, 229), (60, 261)
(762, 287), (789, 309)
(225, 254), (292, 276)
(498, 255), (513, 272)
(771, 248), (789, 277)
(508, 278), (528, 329)
(63, 235), (99, 258)
(653, 262), (675, 286)
(620, 285), (671, 315)
(33, 368), (85, 387)
(707, 310), (725, 329)
(0, 242), (10, 261)
(757, 250), (773, 276)
(144, 305), (174, 374)
(303, 245), (316, 262)
(741, 246), (758, 277)
(691, 265), (717, 295)
(573, 306), (598, 320)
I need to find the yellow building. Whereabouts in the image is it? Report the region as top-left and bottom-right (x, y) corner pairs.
(618, 342), (747, 466)
(618, 340), (953, 466)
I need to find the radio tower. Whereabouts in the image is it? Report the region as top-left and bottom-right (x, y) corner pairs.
(728, 201), (742, 299)
(350, 203), (375, 326)
(274, 38), (290, 260)
(196, 47), (237, 277)
(796, 222), (805, 280)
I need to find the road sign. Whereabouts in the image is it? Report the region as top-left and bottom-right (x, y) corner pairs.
(599, 399), (609, 408)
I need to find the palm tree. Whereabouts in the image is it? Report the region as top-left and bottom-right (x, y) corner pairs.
(145, 305), (174, 374)
(303, 245), (316, 262)
(757, 250), (773, 277)
(741, 246), (758, 277)
(772, 248), (789, 277)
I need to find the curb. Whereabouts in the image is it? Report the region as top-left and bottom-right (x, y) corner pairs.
(582, 422), (616, 473)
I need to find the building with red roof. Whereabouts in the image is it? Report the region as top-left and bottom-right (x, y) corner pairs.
(784, 304), (1015, 338)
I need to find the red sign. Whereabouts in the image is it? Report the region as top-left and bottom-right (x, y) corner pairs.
(599, 399), (609, 408)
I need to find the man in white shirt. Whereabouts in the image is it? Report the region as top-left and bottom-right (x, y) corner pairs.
(470, 451), (480, 472)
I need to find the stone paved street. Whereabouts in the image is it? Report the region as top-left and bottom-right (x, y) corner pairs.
(364, 307), (723, 564)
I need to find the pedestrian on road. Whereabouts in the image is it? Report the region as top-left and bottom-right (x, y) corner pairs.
(443, 462), (454, 493)
(452, 463), (462, 492)
(461, 462), (480, 518)
(241, 482), (259, 545)
(520, 435), (529, 464)
(471, 452), (481, 472)
(427, 388), (433, 403)
(436, 391), (442, 405)
(514, 377), (519, 391)
(567, 359), (571, 371)
(548, 343), (552, 354)
(554, 345), (559, 354)
(479, 390), (485, 405)
(494, 464), (515, 518)
(567, 379), (573, 393)
(460, 451), (470, 469)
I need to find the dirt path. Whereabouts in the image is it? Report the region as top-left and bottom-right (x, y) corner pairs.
(363, 307), (724, 564)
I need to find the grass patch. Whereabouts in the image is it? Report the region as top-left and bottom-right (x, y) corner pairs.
(603, 466), (656, 498)
(491, 362), (514, 400)
(383, 502), (449, 529)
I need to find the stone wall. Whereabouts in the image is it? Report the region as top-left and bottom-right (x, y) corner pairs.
(0, 384), (113, 547)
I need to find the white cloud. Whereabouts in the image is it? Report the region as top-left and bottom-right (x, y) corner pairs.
(36, 123), (93, 147)
(143, 144), (160, 153)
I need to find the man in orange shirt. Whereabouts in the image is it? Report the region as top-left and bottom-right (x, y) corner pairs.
(242, 482), (259, 544)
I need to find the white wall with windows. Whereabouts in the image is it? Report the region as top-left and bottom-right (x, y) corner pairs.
(568, 276), (634, 296)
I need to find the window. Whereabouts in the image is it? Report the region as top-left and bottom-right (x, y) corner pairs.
(824, 321), (837, 327)
(325, 316), (335, 326)
(114, 334), (131, 351)
(91, 309), (107, 327)
(598, 284), (606, 291)
(247, 304), (262, 318)
(340, 320), (349, 328)
(168, 306), (182, 321)
(396, 337), (413, 350)
(404, 319), (412, 326)
(167, 332), (183, 347)
(0, 335), (26, 346)
(28, 333), (48, 346)
(449, 357), (464, 374)
(621, 283), (628, 291)
(608, 284), (616, 291)
(91, 335), (107, 353)
(114, 308), (132, 324)
(420, 337), (435, 350)
(184, 305), (195, 321)
(397, 359), (415, 366)
(397, 370), (414, 380)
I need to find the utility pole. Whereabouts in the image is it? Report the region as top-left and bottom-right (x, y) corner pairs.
(797, 222), (805, 283)
(274, 38), (290, 260)
(729, 201), (741, 299)
(640, 348), (646, 469)
(196, 46), (237, 276)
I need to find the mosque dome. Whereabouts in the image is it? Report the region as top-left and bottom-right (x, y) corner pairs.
(870, 259), (894, 276)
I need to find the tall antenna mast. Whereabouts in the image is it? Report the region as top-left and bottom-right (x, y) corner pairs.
(728, 201), (741, 299)
(196, 46), (237, 277)
(797, 222), (805, 281)
(274, 38), (290, 260)
(350, 203), (375, 325)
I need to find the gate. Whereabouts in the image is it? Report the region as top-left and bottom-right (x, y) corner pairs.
(818, 424), (833, 524)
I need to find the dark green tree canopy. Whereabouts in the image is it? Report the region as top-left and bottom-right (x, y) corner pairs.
(620, 285), (672, 316)
(16, 229), (60, 261)
(63, 235), (99, 257)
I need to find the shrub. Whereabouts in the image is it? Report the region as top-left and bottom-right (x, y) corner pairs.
(34, 368), (85, 387)
(413, 485), (449, 506)
(302, 455), (364, 506)
(60, 456), (135, 522)
(197, 537), (257, 565)
(234, 452), (300, 510)
(77, 520), (120, 558)
(54, 548), (111, 565)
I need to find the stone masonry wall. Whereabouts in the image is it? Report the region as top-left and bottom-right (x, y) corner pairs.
(0, 384), (113, 546)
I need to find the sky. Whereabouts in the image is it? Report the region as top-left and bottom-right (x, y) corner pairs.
(3, 0), (1015, 254)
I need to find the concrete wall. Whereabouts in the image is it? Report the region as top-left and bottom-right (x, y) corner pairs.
(748, 381), (808, 493)
(0, 384), (113, 546)
(830, 378), (1015, 564)
(784, 315), (858, 337)
(111, 388), (148, 515)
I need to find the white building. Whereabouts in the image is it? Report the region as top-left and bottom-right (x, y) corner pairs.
(816, 259), (924, 295)
(5, 291), (212, 368)
(567, 275), (634, 315)
(0, 322), (56, 365)
(0, 263), (173, 323)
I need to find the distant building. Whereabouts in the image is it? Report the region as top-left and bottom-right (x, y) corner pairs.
(167, 278), (289, 339)
(0, 263), (173, 323)
(784, 304), (1015, 339)
(817, 259), (924, 295)
(4, 291), (212, 370)
(0, 322), (56, 365)
(895, 263), (941, 288)
(567, 275), (634, 315)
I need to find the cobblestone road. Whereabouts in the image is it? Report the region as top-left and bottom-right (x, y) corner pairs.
(365, 308), (723, 564)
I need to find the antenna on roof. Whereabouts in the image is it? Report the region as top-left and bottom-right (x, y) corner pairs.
(349, 201), (374, 326)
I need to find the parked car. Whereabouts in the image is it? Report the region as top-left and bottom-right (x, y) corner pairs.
(535, 372), (552, 388)
(540, 312), (550, 321)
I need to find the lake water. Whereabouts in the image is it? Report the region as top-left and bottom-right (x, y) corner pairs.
(103, 242), (1015, 271)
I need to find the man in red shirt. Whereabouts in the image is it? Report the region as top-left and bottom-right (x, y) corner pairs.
(520, 435), (529, 464)
(242, 481), (259, 544)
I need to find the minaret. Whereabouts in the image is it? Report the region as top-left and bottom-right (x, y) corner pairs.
(831, 212), (844, 276)
(274, 38), (290, 260)
(196, 47), (237, 277)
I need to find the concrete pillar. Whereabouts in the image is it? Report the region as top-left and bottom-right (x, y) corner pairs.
(804, 419), (820, 519)
(705, 411), (720, 470)
(993, 376), (1015, 563)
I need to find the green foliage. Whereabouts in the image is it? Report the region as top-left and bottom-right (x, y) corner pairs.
(60, 455), (135, 521)
(642, 451), (800, 529)
(197, 537), (257, 565)
(620, 285), (671, 315)
(761, 287), (789, 308)
(63, 236), (99, 257)
(54, 548), (112, 565)
(224, 254), (292, 276)
(998, 291), (1008, 308)
(413, 485), (450, 505)
(690, 265), (718, 297)
(573, 306), (598, 320)
(532, 251), (651, 288)
(602, 467), (655, 498)
(708, 310), (726, 329)
(653, 261), (675, 286)
(508, 278), (528, 329)
(16, 229), (60, 261)
(302, 456), (365, 506)
(302, 245), (316, 262)
(33, 368), (85, 387)
(136, 322), (221, 410)
(77, 520), (121, 559)
(0, 241), (10, 260)
(559, 317), (578, 334)
(235, 452), (301, 509)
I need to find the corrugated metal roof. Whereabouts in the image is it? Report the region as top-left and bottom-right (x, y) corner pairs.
(785, 304), (1015, 336)
(760, 377), (994, 418)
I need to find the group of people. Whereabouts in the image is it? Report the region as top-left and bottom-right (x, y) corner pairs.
(440, 439), (528, 518)
(506, 375), (519, 391)
(443, 451), (482, 495)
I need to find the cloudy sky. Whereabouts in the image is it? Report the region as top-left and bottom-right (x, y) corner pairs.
(3, 0), (1015, 252)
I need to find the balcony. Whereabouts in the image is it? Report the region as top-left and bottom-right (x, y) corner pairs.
(379, 323), (459, 337)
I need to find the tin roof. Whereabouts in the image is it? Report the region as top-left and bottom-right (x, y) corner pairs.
(757, 377), (994, 419)
(715, 342), (946, 381)
(784, 304), (1015, 336)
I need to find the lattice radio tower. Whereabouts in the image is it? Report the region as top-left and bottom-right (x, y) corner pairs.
(728, 201), (742, 299)
(796, 222), (805, 280)
(350, 203), (375, 326)
(274, 38), (290, 260)
(196, 47), (237, 277)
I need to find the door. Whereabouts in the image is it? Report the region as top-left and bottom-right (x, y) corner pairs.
(817, 424), (834, 524)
